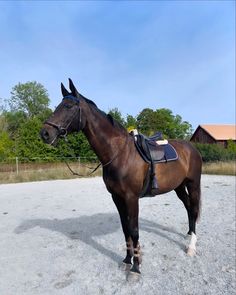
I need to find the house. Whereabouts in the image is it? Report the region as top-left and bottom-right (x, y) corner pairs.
(190, 124), (236, 148)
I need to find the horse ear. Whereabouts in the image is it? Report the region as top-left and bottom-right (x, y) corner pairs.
(68, 78), (79, 97)
(61, 83), (70, 97)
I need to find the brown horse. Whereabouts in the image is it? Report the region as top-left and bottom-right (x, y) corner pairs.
(40, 79), (202, 274)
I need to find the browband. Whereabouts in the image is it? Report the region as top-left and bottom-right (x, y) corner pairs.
(63, 95), (80, 104)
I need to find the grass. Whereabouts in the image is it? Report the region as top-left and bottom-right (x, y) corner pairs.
(0, 162), (102, 184)
(202, 161), (235, 176)
(0, 161), (235, 184)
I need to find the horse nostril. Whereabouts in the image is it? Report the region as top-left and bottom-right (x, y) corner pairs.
(41, 129), (49, 141)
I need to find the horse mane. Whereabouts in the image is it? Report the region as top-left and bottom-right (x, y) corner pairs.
(80, 93), (98, 108)
(106, 114), (127, 133)
(82, 94), (127, 134)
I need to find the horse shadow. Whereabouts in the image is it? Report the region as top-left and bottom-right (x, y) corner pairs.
(14, 212), (186, 264)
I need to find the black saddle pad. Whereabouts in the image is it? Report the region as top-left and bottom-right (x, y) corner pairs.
(134, 135), (178, 163)
(159, 143), (178, 163)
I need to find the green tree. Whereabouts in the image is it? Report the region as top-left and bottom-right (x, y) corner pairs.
(0, 97), (7, 113)
(10, 81), (50, 118)
(0, 113), (8, 133)
(137, 107), (192, 139)
(0, 131), (15, 159)
(3, 111), (27, 138)
(125, 114), (137, 130)
(15, 116), (56, 160)
(226, 140), (236, 160)
(227, 140), (236, 152)
(108, 108), (126, 126)
(171, 115), (192, 139)
(56, 133), (96, 160)
(136, 108), (155, 135)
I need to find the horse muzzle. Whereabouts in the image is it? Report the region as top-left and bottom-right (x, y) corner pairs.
(40, 126), (59, 146)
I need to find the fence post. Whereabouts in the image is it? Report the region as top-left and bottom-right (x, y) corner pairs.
(16, 157), (19, 175)
(78, 157), (80, 169)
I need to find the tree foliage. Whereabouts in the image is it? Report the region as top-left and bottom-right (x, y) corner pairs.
(0, 131), (14, 159)
(125, 114), (137, 129)
(108, 108), (126, 126)
(194, 143), (236, 162)
(0, 80), (202, 162)
(137, 108), (192, 139)
(14, 116), (55, 160)
(10, 81), (50, 118)
(2, 111), (27, 137)
(56, 133), (96, 159)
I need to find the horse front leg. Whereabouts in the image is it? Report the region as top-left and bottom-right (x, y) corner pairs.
(112, 194), (133, 266)
(126, 197), (141, 274)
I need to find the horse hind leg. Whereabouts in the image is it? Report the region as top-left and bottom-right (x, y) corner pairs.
(175, 184), (192, 235)
(175, 181), (201, 256)
(186, 180), (201, 232)
(186, 180), (201, 256)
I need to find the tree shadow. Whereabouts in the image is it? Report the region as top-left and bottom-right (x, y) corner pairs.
(15, 213), (123, 263)
(14, 212), (186, 264)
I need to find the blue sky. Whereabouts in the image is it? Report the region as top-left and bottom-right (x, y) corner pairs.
(0, 1), (235, 129)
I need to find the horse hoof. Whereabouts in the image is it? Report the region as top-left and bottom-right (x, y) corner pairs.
(123, 257), (132, 265)
(130, 264), (141, 275)
(187, 247), (196, 257)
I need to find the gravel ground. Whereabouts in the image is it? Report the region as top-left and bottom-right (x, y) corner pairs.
(0, 175), (235, 295)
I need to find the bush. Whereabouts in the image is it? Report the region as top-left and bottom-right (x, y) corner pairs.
(194, 142), (236, 162)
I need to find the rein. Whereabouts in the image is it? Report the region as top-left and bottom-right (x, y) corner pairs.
(64, 160), (102, 177)
(64, 134), (129, 177)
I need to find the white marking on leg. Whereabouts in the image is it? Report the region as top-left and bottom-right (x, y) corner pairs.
(187, 233), (197, 257)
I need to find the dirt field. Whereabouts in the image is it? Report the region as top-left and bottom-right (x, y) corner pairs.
(0, 175), (235, 295)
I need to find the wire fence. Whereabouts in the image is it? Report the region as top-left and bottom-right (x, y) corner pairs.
(0, 157), (101, 183)
(0, 157), (99, 174)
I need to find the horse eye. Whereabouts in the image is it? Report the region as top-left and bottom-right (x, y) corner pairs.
(64, 103), (73, 109)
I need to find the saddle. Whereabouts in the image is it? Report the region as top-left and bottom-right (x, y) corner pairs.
(133, 131), (178, 197)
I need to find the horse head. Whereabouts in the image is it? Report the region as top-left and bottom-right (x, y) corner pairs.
(40, 79), (86, 145)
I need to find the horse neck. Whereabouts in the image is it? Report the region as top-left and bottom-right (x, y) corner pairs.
(82, 104), (128, 164)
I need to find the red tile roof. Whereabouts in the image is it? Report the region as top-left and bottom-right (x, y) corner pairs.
(200, 124), (236, 140)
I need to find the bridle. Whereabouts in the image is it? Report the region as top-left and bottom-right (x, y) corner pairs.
(44, 95), (81, 144)
(43, 94), (129, 176)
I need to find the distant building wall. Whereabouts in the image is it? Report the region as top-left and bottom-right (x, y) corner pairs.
(191, 127), (216, 144)
(190, 125), (236, 148)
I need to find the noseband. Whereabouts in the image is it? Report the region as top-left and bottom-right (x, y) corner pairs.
(44, 95), (81, 139)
